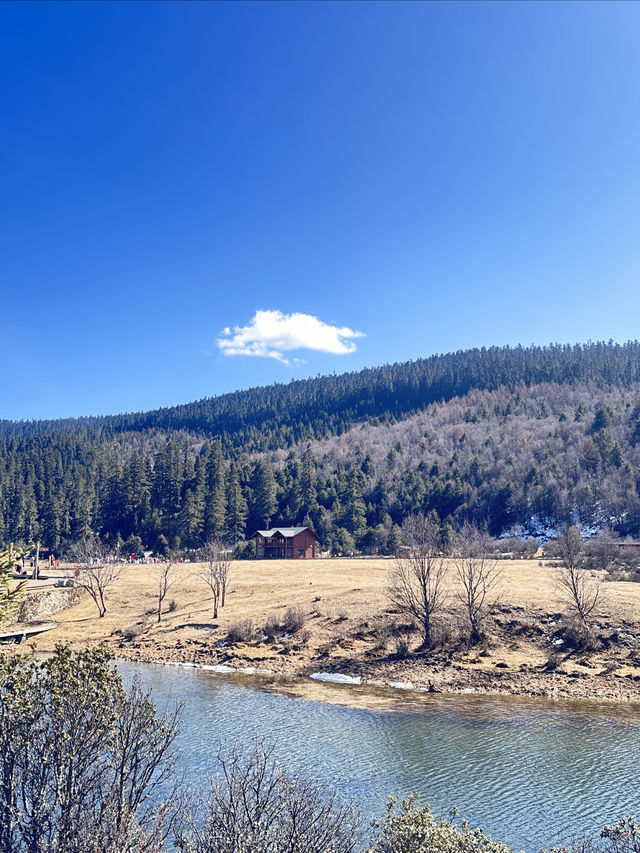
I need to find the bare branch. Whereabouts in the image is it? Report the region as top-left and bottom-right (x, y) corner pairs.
(174, 742), (361, 853)
(387, 514), (448, 649)
(197, 540), (233, 620)
(154, 555), (179, 623)
(550, 527), (605, 624)
(71, 539), (123, 618)
(452, 522), (502, 644)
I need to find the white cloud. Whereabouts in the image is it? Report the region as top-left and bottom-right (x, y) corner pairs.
(217, 309), (365, 365)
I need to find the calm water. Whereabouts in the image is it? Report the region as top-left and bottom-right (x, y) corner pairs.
(119, 662), (640, 852)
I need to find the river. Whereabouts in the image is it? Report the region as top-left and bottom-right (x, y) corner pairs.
(119, 661), (640, 852)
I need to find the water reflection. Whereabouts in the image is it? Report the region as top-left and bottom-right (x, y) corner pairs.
(118, 662), (640, 852)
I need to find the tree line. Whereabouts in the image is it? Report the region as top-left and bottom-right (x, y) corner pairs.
(3, 341), (640, 449)
(1, 343), (640, 553)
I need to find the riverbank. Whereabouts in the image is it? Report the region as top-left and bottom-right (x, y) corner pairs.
(13, 557), (640, 703)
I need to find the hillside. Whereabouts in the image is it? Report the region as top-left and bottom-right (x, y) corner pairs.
(1, 342), (640, 551)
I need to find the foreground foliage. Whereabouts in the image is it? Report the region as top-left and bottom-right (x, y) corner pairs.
(369, 796), (514, 853)
(0, 544), (26, 626)
(0, 646), (180, 853)
(175, 743), (361, 853)
(0, 644), (638, 853)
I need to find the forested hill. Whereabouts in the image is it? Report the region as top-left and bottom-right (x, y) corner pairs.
(2, 340), (640, 554)
(3, 341), (640, 452)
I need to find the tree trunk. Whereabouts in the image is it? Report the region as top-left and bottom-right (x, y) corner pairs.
(32, 541), (40, 580)
(423, 617), (431, 650)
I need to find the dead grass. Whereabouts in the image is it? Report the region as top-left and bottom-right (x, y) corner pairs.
(17, 558), (640, 701)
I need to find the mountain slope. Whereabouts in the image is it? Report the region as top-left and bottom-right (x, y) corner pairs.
(1, 341), (640, 551)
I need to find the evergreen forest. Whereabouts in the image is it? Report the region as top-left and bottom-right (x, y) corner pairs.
(2, 341), (640, 554)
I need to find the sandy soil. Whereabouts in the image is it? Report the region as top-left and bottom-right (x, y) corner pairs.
(12, 557), (640, 703)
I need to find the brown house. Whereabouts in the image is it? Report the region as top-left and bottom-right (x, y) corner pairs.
(252, 526), (318, 559)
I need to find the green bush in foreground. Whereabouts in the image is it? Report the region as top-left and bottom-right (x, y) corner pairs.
(0, 645), (180, 853)
(0, 544), (27, 626)
(368, 796), (515, 853)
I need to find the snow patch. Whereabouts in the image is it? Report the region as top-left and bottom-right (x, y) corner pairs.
(309, 672), (362, 685)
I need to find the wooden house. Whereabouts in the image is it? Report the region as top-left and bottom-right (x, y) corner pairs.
(252, 526), (318, 559)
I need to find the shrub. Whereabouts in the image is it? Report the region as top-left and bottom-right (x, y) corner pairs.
(233, 540), (254, 560)
(544, 652), (563, 672)
(227, 618), (255, 644)
(168, 598), (177, 612)
(372, 623), (390, 652)
(123, 623), (145, 640)
(0, 646), (180, 852)
(430, 617), (457, 649)
(282, 605), (306, 634)
(264, 613), (282, 641)
(559, 619), (600, 652)
(175, 743), (361, 852)
(394, 636), (410, 659)
(370, 796), (513, 853)
(298, 628), (312, 645)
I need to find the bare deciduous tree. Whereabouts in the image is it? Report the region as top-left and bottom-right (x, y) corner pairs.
(217, 550), (232, 609)
(174, 742), (361, 853)
(453, 522), (502, 643)
(198, 541), (232, 620)
(387, 513), (448, 649)
(552, 526), (604, 624)
(155, 554), (179, 623)
(71, 540), (123, 618)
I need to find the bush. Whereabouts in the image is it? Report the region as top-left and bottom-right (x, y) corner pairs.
(0, 646), (180, 853)
(369, 796), (513, 853)
(558, 619), (600, 652)
(174, 743), (361, 852)
(227, 618), (255, 644)
(282, 605), (306, 634)
(264, 612), (282, 641)
(123, 622), (145, 640)
(544, 652), (563, 672)
(372, 623), (390, 652)
(168, 598), (177, 612)
(394, 636), (410, 659)
(430, 617), (457, 649)
(233, 539), (255, 560)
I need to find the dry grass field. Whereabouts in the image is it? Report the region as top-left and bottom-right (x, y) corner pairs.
(15, 557), (640, 702)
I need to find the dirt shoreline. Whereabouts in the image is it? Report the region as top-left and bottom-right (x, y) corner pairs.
(111, 635), (640, 705)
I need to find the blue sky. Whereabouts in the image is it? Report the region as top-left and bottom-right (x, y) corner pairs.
(2, 1), (640, 420)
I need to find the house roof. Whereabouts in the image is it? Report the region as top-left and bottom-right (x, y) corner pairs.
(252, 526), (317, 539)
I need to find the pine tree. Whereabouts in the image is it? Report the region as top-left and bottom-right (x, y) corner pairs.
(0, 545), (26, 626)
(226, 464), (248, 543)
(203, 441), (227, 540)
(251, 460), (277, 529)
(300, 447), (318, 515)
